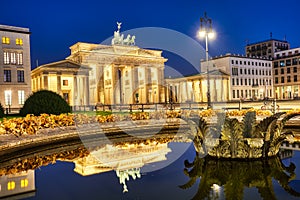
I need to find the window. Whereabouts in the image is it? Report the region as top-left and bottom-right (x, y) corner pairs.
(236, 78), (239, 85)
(241, 90), (244, 98)
(3, 52), (9, 64)
(294, 67), (297, 73)
(252, 69), (254, 75)
(281, 77), (285, 83)
(21, 179), (28, 188)
(274, 61), (278, 68)
(18, 90), (25, 105)
(275, 77), (278, 84)
(287, 68), (291, 74)
(63, 80), (68, 86)
(287, 76), (291, 82)
(240, 79), (243, 85)
(294, 75), (298, 82)
(245, 79), (247, 85)
(281, 68), (284, 74)
(232, 67), (238, 76)
(248, 69), (250, 74)
(286, 59), (291, 66)
(2, 36), (10, 44)
(17, 53), (23, 65)
(232, 78), (235, 86)
(233, 90), (235, 98)
(256, 69), (258, 75)
(231, 60), (234, 64)
(16, 38), (23, 45)
(249, 79), (251, 85)
(236, 60), (238, 65)
(4, 90), (12, 106)
(17, 70), (25, 82)
(280, 60), (285, 67)
(7, 181), (15, 191)
(4, 70), (11, 82)
(240, 68), (243, 74)
(292, 58), (298, 65)
(237, 90), (240, 98)
(244, 69), (247, 74)
(10, 52), (16, 64)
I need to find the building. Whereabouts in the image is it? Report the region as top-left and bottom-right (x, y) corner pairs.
(31, 60), (90, 107)
(273, 48), (300, 99)
(165, 69), (230, 103)
(66, 24), (167, 105)
(201, 54), (273, 101)
(0, 25), (31, 112)
(245, 38), (290, 59)
(0, 170), (35, 199)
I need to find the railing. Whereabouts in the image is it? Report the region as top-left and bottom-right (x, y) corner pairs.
(94, 102), (207, 112)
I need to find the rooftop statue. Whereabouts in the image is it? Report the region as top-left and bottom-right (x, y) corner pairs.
(111, 22), (135, 46)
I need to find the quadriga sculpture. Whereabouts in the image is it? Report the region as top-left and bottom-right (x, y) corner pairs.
(187, 111), (300, 159)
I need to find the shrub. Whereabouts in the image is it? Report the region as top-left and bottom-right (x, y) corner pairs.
(20, 90), (71, 116)
(0, 102), (4, 118)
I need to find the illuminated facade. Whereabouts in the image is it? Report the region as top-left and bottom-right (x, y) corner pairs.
(245, 39), (290, 59)
(273, 48), (300, 99)
(72, 141), (171, 192)
(201, 54), (273, 100)
(0, 25), (31, 111)
(165, 69), (230, 103)
(31, 60), (90, 106)
(0, 170), (35, 199)
(66, 24), (167, 105)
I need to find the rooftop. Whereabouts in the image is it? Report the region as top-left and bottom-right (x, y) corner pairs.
(246, 38), (289, 46)
(0, 24), (30, 34)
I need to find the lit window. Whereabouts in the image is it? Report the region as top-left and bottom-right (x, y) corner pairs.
(4, 70), (11, 82)
(18, 90), (25, 104)
(17, 70), (25, 82)
(10, 52), (16, 64)
(63, 80), (68, 86)
(3, 52), (9, 64)
(2, 37), (10, 44)
(20, 179), (28, 188)
(17, 52), (23, 65)
(16, 38), (23, 45)
(4, 90), (12, 106)
(7, 181), (15, 190)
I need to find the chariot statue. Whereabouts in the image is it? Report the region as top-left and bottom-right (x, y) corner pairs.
(111, 22), (136, 46)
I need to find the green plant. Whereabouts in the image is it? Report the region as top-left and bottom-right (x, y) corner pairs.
(19, 90), (71, 116)
(0, 103), (4, 118)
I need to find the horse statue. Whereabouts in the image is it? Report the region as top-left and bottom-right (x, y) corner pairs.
(123, 34), (131, 45)
(129, 35), (135, 46)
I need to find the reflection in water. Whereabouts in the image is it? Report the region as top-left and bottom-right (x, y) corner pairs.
(1, 130), (299, 199)
(0, 133), (185, 194)
(0, 170), (35, 199)
(72, 138), (174, 192)
(180, 150), (300, 200)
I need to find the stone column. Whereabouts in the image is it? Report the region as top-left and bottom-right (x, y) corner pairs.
(57, 74), (61, 95)
(43, 74), (48, 90)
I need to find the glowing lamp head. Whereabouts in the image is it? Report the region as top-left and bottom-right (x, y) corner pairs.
(208, 31), (215, 39)
(198, 30), (206, 38)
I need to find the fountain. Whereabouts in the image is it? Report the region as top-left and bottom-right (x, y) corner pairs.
(187, 111), (300, 159)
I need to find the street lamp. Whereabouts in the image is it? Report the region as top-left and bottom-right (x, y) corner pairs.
(199, 12), (215, 109)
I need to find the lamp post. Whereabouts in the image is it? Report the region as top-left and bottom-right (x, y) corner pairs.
(199, 12), (215, 109)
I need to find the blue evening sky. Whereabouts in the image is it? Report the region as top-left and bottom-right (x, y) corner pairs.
(0, 0), (299, 75)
